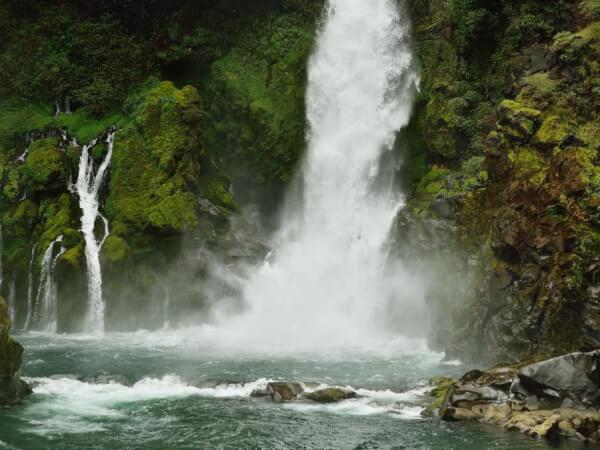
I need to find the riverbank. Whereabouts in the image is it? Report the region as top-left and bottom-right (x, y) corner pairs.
(429, 350), (600, 445)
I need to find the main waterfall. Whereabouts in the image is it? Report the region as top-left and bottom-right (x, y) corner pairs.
(208, 0), (421, 350)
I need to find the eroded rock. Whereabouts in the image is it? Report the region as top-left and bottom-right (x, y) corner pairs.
(0, 297), (32, 405)
(430, 350), (600, 444)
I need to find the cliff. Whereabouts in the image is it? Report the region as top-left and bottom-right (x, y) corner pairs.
(0, 0), (598, 363)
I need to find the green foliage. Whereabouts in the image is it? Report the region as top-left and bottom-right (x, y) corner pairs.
(581, 0), (600, 20)
(201, 11), (316, 202)
(417, 167), (450, 195)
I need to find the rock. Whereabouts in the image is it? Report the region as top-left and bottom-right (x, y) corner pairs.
(0, 297), (31, 405)
(527, 45), (556, 73)
(498, 99), (542, 141)
(260, 382), (304, 402)
(518, 351), (600, 403)
(431, 198), (454, 219)
(304, 387), (358, 403)
(460, 369), (484, 383)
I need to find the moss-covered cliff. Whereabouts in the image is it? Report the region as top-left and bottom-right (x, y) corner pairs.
(402, 0), (600, 363)
(0, 0), (322, 331)
(0, 0), (598, 363)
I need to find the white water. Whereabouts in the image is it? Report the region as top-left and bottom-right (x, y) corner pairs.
(75, 131), (115, 333)
(34, 236), (65, 332)
(22, 375), (426, 435)
(206, 0), (421, 350)
(23, 243), (38, 330)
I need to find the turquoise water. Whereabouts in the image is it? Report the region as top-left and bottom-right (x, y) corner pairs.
(0, 331), (592, 449)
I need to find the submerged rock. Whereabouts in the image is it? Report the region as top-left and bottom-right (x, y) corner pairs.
(251, 382), (304, 402)
(0, 297), (31, 405)
(304, 387), (358, 403)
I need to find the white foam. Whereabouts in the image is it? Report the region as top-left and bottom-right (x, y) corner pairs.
(441, 359), (464, 366)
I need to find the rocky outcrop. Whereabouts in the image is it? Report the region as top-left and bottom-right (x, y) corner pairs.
(250, 382), (358, 404)
(304, 387), (358, 403)
(430, 350), (600, 444)
(0, 297), (31, 405)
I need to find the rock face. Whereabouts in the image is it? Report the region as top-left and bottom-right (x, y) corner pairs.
(0, 297), (31, 405)
(430, 351), (600, 444)
(519, 351), (600, 404)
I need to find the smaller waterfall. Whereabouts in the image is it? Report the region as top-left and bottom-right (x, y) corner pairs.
(17, 133), (32, 163)
(34, 236), (65, 332)
(75, 130), (115, 333)
(23, 243), (38, 330)
(7, 273), (16, 324)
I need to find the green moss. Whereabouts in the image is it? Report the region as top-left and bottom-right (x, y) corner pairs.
(535, 115), (571, 148)
(581, 0), (600, 20)
(56, 109), (128, 143)
(521, 73), (559, 96)
(2, 168), (19, 201)
(201, 11), (315, 198)
(101, 235), (130, 263)
(417, 167), (450, 195)
(60, 243), (84, 269)
(20, 138), (65, 192)
(577, 122), (600, 149)
(508, 148), (547, 188)
(106, 81), (227, 237)
(499, 99), (542, 120)
(147, 189), (198, 232)
(428, 377), (456, 411)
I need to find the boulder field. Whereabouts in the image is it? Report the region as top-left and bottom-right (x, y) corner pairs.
(429, 350), (600, 444)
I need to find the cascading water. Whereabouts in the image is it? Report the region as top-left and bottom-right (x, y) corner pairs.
(74, 131), (115, 333)
(34, 236), (65, 332)
(23, 243), (38, 330)
(208, 0), (421, 350)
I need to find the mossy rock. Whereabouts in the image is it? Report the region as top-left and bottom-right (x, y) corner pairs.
(0, 297), (23, 378)
(577, 122), (600, 149)
(417, 167), (450, 196)
(508, 148), (547, 188)
(60, 243), (84, 269)
(101, 235), (131, 264)
(304, 388), (358, 403)
(2, 168), (20, 201)
(498, 100), (542, 141)
(534, 115), (571, 149)
(20, 138), (66, 193)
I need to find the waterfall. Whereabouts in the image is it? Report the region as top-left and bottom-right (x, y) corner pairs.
(34, 236), (65, 332)
(75, 131), (115, 333)
(23, 243), (38, 330)
(210, 0), (420, 350)
(7, 273), (15, 324)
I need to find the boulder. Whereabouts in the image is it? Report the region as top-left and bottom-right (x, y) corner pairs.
(304, 387), (358, 403)
(518, 351), (600, 404)
(258, 382), (304, 402)
(0, 297), (32, 405)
